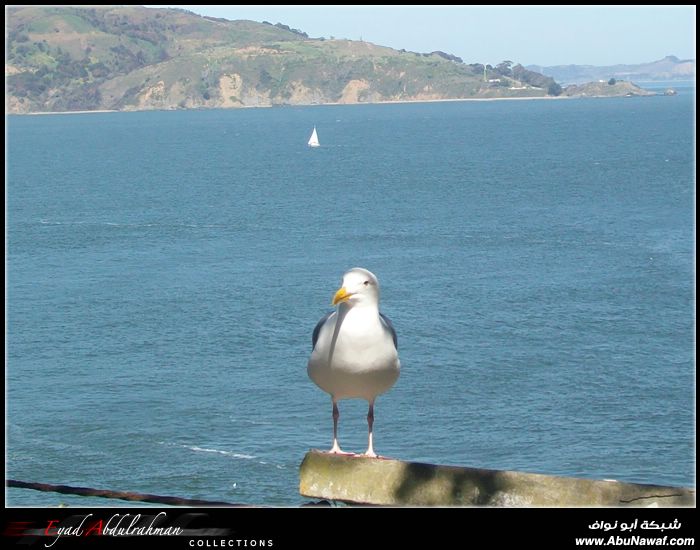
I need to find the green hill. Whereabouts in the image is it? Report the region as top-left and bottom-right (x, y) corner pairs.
(6, 6), (563, 113)
(562, 79), (656, 98)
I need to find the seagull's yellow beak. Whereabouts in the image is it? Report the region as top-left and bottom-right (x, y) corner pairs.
(332, 286), (353, 306)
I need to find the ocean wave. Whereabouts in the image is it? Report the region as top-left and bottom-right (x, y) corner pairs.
(159, 442), (289, 468)
(184, 445), (256, 460)
(229, 418), (273, 426)
(37, 219), (225, 229)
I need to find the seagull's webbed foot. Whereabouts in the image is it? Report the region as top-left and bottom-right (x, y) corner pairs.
(328, 445), (355, 456)
(361, 450), (391, 459)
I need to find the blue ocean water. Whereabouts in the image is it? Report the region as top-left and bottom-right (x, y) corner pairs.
(7, 88), (695, 506)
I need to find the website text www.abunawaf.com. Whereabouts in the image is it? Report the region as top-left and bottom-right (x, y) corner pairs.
(576, 535), (695, 546)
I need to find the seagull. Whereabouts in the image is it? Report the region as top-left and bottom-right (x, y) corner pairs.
(308, 267), (400, 457)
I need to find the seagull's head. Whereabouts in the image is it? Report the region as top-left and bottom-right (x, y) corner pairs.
(332, 267), (380, 308)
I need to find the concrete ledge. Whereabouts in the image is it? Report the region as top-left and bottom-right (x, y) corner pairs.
(299, 450), (695, 507)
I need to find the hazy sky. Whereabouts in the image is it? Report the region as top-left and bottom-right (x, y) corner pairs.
(157, 5), (696, 67)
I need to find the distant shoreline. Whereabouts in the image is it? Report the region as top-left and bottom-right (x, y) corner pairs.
(343, 95), (562, 106)
(9, 92), (665, 116)
(6, 96), (562, 117)
(19, 109), (120, 116)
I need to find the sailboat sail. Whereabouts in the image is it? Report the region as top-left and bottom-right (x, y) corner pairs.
(308, 126), (320, 147)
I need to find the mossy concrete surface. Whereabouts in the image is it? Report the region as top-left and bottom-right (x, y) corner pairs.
(299, 450), (695, 507)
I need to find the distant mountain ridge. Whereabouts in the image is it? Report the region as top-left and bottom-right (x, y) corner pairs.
(5, 5), (565, 113)
(527, 56), (695, 85)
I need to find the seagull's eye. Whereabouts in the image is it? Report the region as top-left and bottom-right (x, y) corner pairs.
(363, 280), (370, 286)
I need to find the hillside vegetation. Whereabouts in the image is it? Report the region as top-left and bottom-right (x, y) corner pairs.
(562, 80), (656, 98)
(6, 6), (565, 113)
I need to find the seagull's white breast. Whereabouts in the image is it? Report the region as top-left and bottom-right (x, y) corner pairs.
(308, 306), (400, 401)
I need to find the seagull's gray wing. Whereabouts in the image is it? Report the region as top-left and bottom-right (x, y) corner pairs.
(312, 311), (334, 351)
(379, 312), (398, 350)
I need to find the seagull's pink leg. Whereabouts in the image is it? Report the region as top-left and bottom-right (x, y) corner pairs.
(363, 400), (377, 457)
(329, 399), (353, 455)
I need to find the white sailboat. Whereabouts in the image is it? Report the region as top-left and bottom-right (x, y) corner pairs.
(308, 126), (320, 147)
